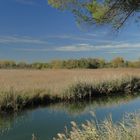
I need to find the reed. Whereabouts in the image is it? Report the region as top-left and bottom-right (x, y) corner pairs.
(0, 69), (139, 113)
(53, 112), (140, 140)
(64, 76), (140, 100)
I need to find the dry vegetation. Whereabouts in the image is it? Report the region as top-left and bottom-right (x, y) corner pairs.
(0, 68), (140, 93)
(53, 112), (140, 140)
(0, 68), (140, 112)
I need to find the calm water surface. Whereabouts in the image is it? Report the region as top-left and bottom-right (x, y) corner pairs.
(0, 95), (140, 140)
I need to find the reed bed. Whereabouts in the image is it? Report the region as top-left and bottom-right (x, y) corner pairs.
(64, 76), (140, 100)
(53, 112), (140, 140)
(0, 69), (140, 112)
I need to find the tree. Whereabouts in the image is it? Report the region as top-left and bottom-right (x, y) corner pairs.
(17, 62), (28, 69)
(48, 0), (140, 29)
(0, 60), (16, 68)
(111, 57), (125, 67)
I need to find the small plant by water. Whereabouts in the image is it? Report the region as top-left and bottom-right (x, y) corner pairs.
(53, 112), (140, 140)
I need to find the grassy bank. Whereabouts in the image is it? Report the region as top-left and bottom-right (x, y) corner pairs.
(0, 69), (140, 113)
(63, 76), (140, 100)
(53, 112), (140, 140)
(0, 76), (140, 113)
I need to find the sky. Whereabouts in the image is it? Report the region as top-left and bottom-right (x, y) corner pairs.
(0, 0), (140, 62)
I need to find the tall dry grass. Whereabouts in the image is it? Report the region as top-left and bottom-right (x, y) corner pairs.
(0, 68), (139, 112)
(0, 68), (140, 94)
(53, 112), (140, 140)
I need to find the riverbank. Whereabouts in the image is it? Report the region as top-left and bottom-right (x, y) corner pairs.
(0, 69), (140, 113)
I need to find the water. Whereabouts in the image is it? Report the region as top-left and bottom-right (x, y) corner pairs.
(0, 95), (140, 140)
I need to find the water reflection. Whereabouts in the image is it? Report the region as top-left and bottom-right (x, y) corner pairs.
(48, 94), (139, 115)
(0, 94), (140, 140)
(0, 112), (30, 135)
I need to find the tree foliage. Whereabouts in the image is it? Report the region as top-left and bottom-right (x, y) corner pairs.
(0, 58), (140, 69)
(48, 0), (140, 29)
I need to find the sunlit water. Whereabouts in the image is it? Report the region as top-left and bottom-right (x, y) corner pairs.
(0, 95), (140, 140)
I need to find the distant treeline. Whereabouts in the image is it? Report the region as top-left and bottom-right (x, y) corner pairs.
(0, 57), (140, 69)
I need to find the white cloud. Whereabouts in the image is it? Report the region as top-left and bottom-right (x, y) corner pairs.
(54, 44), (96, 52)
(47, 35), (94, 41)
(54, 43), (140, 52)
(47, 34), (125, 46)
(15, 48), (49, 52)
(15, 40), (140, 53)
(86, 31), (107, 37)
(0, 36), (48, 45)
(98, 43), (140, 49)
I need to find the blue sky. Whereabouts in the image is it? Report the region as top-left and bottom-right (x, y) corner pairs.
(0, 0), (140, 62)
